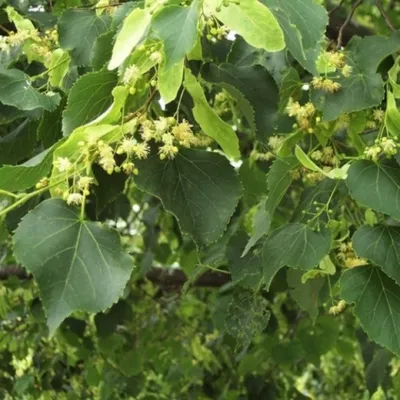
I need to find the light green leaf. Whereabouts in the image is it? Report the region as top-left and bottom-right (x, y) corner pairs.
(207, 0), (284, 52)
(385, 90), (400, 137)
(48, 49), (71, 89)
(58, 10), (111, 66)
(13, 198), (133, 335)
(347, 160), (400, 220)
(135, 149), (242, 246)
(319, 255), (336, 275)
(263, 0), (328, 75)
(341, 266), (400, 357)
(183, 69), (240, 159)
(152, 3), (199, 70)
(158, 59), (184, 104)
(295, 146), (349, 180)
(108, 8), (151, 70)
(0, 147), (55, 192)
(262, 224), (331, 289)
(201, 63), (278, 141)
(0, 69), (60, 112)
(5, 6), (35, 31)
(224, 290), (270, 349)
(313, 32), (400, 121)
(62, 70), (118, 135)
(353, 225), (400, 286)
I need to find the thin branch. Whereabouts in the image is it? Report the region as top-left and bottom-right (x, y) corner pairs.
(329, 0), (346, 16)
(0, 265), (231, 287)
(337, 0), (364, 49)
(376, 0), (396, 31)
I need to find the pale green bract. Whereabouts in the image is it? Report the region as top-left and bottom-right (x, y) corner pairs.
(108, 8), (152, 70)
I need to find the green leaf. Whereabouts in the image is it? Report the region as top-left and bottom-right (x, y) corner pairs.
(37, 103), (64, 149)
(242, 156), (298, 256)
(341, 266), (400, 357)
(365, 349), (392, 394)
(62, 70), (118, 135)
(108, 8), (151, 70)
(135, 149), (242, 246)
(0, 69), (60, 112)
(183, 69), (240, 159)
(0, 119), (38, 165)
(91, 30), (116, 71)
(208, 0), (284, 52)
(279, 67), (303, 112)
(385, 90), (400, 137)
(389, 56), (400, 98)
(353, 225), (400, 286)
(0, 147), (55, 192)
(313, 32), (400, 121)
(48, 49), (71, 89)
(224, 289), (270, 349)
(262, 224), (331, 289)
(239, 160), (268, 207)
(13, 198), (133, 335)
(287, 269), (325, 320)
(201, 63), (279, 141)
(347, 160), (400, 220)
(263, 0), (328, 75)
(158, 59), (184, 104)
(152, 3), (198, 70)
(58, 10), (111, 66)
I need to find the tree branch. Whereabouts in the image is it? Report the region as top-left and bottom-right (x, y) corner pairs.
(0, 265), (231, 288)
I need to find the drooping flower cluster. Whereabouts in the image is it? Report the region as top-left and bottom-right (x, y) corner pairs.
(311, 77), (341, 93)
(329, 300), (346, 316)
(250, 136), (285, 162)
(286, 98), (316, 131)
(138, 116), (213, 160)
(337, 241), (367, 268)
(204, 18), (230, 42)
(364, 137), (399, 161)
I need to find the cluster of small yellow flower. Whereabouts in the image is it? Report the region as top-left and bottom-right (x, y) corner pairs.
(250, 136), (285, 162)
(286, 99), (316, 131)
(328, 300), (346, 316)
(337, 242), (367, 268)
(138, 116), (213, 160)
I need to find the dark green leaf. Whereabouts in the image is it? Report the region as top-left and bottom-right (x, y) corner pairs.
(135, 149), (242, 246)
(62, 70), (118, 135)
(13, 198), (134, 335)
(91, 30), (116, 71)
(263, 0), (328, 75)
(313, 32), (400, 121)
(341, 266), (400, 357)
(201, 63), (279, 140)
(37, 102), (64, 149)
(365, 349), (392, 394)
(0, 69), (60, 112)
(347, 160), (400, 220)
(262, 224), (331, 289)
(58, 10), (111, 66)
(286, 269), (325, 320)
(224, 289), (270, 349)
(353, 225), (400, 286)
(0, 119), (38, 165)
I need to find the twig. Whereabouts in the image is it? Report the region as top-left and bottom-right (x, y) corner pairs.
(0, 24), (11, 35)
(337, 0), (364, 48)
(376, 0), (396, 31)
(329, 0), (346, 16)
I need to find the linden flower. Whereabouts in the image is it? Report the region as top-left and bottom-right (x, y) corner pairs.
(132, 142), (150, 159)
(311, 150), (323, 161)
(117, 138), (137, 155)
(328, 51), (346, 68)
(286, 99), (302, 117)
(341, 64), (352, 78)
(122, 161), (138, 175)
(172, 120), (195, 147)
(381, 137), (397, 156)
(78, 176), (93, 190)
(159, 144), (178, 160)
(122, 64), (140, 85)
(162, 133), (174, 146)
(364, 145), (382, 160)
(268, 136), (285, 152)
(67, 193), (84, 206)
(373, 109), (385, 122)
(154, 117), (169, 134)
(150, 51), (162, 63)
(140, 120), (155, 141)
(54, 157), (72, 172)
